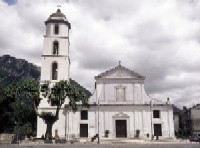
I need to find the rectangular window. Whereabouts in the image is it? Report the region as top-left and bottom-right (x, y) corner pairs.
(153, 110), (160, 118)
(116, 87), (125, 102)
(81, 110), (88, 120)
(54, 24), (59, 35)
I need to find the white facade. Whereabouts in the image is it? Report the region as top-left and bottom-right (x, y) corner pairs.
(80, 64), (175, 139)
(37, 10), (175, 140)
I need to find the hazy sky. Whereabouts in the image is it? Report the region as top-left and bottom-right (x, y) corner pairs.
(1, 0), (200, 108)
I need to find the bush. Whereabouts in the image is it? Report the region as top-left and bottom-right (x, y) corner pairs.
(136, 129), (140, 138)
(104, 130), (109, 137)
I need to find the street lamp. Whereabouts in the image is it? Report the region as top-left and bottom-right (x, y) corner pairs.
(64, 104), (69, 142)
(95, 82), (100, 144)
(97, 97), (100, 144)
(150, 100), (153, 140)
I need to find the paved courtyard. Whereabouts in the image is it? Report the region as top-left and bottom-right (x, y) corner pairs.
(0, 143), (200, 148)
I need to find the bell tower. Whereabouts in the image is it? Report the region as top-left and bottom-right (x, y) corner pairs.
(41, 9), (71, 84)
(39, 9), (71, 107)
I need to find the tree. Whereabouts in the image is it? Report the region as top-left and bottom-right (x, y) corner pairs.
(1, 79), (89, 139)
(0, 85), (16, 133)
(40, 80), (89, 138)
(0, 81), (37, 136)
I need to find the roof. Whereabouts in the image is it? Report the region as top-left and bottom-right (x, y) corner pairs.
(95, 63), (145, 80)
(70, 78), (92, 98)
(45, 9), (71, 28)
(49, 9), (66, 18)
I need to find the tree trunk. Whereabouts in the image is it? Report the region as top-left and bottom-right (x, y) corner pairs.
(43, 107), (60, 139)
(45, 121), (55, 139)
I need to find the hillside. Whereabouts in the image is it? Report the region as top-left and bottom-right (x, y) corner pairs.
(0, 55), (91, 97)
(0, 55), (40, 88)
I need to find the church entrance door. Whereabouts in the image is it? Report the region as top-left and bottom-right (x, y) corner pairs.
(154, 124), (162, 136)
(80, 124), (88, 137)
(116, 120), (127, 138)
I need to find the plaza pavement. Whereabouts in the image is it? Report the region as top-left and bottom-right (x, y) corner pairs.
(18, 138), (200, 145)
(1, 137), (199, 148)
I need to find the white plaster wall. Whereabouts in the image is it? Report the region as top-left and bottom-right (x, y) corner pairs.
(104, 84), (114, 102)
(159, 111), (169, 137)
(97, 83), (147, 104)
(169, 110), (175, 137)
(43, 37), (69, 55)
(37, 105), (174, 139)
(40, 57), (69, 81)
(143, 110), (152, 136)
(174, 115), (179, 131)
(97, 81), (146, 104)
(134, 111), (143, 133)
(87, 107), (158, 138)
(46, 23), (69, 37)
(37, 108), (67, 138)
(68, 111), (79, 138)
(88, 111), (96, 137)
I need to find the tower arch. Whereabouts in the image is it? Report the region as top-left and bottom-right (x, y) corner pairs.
(52, 40), (59, 55)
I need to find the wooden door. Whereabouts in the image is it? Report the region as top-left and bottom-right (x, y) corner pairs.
(116, 120), (127, 138)
(154, 124), (162, 136)
(80, 124), (88, 137)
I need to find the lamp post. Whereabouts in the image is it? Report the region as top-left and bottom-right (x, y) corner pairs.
(150, 100), (153, 140)
(95, 82), (100, 144)
(64, 105), (69, 142)
(64, 105), (67, 140)
(97, 97), (100, 144)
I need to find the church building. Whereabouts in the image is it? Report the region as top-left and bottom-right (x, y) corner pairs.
(37, 9), (174, 140)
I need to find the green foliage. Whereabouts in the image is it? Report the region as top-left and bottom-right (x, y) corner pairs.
(0, 90), (15, 133)
(0, 80), (39, 134)
(0, 79), (89, 138)
(40, 80), (89, 139)
(42, 80), (89, 112)
(41, 112), (56, 123)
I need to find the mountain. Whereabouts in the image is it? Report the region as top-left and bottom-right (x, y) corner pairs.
(0, 55), (91, 97)
(0, 55), (40, 88)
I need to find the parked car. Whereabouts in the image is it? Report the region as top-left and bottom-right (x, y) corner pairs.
(189, 136), (200, 143)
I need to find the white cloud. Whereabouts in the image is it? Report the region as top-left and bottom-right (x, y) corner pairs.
(0, 0), (200, 108)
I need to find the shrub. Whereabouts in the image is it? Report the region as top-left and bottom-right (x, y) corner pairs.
(136, 129), (140, 138)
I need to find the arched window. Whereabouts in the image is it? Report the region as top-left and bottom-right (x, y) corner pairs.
(53, 41), (59, 55)
(52, 62), (58, 80)
(54, 24), (59, 35)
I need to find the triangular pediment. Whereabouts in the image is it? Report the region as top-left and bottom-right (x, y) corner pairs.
(95, 64), (145, 80)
